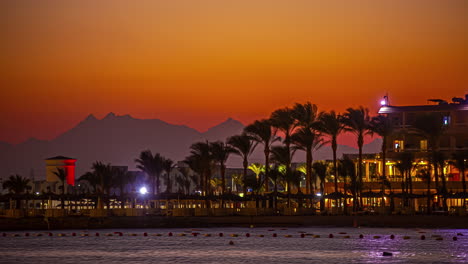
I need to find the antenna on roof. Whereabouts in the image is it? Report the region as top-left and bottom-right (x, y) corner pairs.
(428, 99), (448, 105)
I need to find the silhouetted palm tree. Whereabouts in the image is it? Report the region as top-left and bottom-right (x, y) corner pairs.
(292, 102), (320, 195)
(245, 119), (278, 192)
(111, 167), (132, 209)
(3, 174), (31, 209)
(395, 152), (415, 208)
(228, 134), (258, 194)
(175, 167), (192, 195)
(187, 141), (213, 195)
(52, 168), (67, 209)
(434, 151), (448, 211)
(338, 157), (355, 214)
(162, 158), (176, 193)
(291, 127), (324, 194)
(368, 114), (393, 199)
(317, 111), (344, 194)
(270, 107), (297, 165)
(210, 141), (235, 196)
(412, 113), (447, 199)
(342, 106), (370, 209)
(450, 151), (468, 208)
(270, 145), (296, 207)
(312, 161), (328, 211)
(135, 150), (164, 195)
(91, 162), (114, 209)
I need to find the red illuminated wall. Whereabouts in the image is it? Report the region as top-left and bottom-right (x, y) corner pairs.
(64, 160), (76, 186)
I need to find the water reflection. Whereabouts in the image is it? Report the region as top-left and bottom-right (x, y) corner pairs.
(0, 227), (466, 263)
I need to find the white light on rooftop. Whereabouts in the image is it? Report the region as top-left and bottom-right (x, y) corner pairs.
(139, 186), (148, 195)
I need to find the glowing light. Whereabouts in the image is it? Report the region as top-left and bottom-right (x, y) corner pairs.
(139, 187), (148, 195)
(35, 192), (40, 195)
(380, 100), (387, 106)
(316, 193), (322, 197)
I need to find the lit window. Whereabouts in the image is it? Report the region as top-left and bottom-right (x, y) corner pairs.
(443, 116), (450, 126)
(394, 140), (404, 152)
(420, 140), (428, 151)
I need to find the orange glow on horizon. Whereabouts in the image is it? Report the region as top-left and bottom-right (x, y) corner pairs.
(1, 0), (467, 145)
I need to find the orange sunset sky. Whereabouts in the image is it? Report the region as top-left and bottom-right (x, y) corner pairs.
(1, 0), (467, 145)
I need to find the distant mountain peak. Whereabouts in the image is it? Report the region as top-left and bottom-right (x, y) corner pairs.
(85, 114), (98, 121)
(104, 112), (116, 119)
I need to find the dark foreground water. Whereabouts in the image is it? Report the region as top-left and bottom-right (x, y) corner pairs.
(0, 227), (467, 263)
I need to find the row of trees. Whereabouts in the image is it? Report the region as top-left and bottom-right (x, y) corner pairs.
(2, 102), (467, 212)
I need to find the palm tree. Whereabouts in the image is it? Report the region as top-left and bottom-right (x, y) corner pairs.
(395, 152), (415, 208)
(412, 112), (447, 205)
(175, 167), (192, 195)
(228, 134), (257, 194)
(52, 168), (67, 209)
(368, 114), (393, 198)
(111, 167), (132, 209)
(91, 162), (114, 209)
(2, 174), (31, 209)
(270, 145), (296, 207)
(342, 106), (371, 209)
(245, 119), (278, 192)
(450, 151), (468, 208)
(338, 157), (355, 214)
(292, 127), (324, 195)
(187, 141), (213, 195)
(317, 111), (344, 194)
(434, 151), (448, 211)
(162, 158), (176, 193)
(270, 107), (297, 164)
(210, 141), (235, 196)
(248, 163), (265, 179)
(292, 102), (320, 195)
(312, 161), (328, 211)
(135, 150), (164, 195)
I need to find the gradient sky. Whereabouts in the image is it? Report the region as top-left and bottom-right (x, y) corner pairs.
(1, 0), (467, 145)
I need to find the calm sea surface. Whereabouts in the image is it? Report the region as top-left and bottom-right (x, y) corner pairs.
(0, 227), (467, 263)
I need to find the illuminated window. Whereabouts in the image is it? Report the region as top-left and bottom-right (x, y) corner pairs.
(443, 116), (450, 126)
(394, 140), (404, 152)
(420, 140), (428, 151)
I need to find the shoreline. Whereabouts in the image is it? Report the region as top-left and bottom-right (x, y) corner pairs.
(1, 215), (467, 231)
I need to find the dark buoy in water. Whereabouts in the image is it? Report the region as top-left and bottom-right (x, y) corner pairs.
(229, 241), (234, 245)
(143, 232), (148, 237)
(272, 233), (277, 237)
(25, 233), (30, 237)
(390, 234), (395, 239)
(95, 233), (100, 237)
(420, 235), (426, 240)
(359, 234), (363, 239)
(328, 234), (334, 238)
(219, 233), (223, 237)
(246, 233), (250, 237)
(72, 233), (76, 236)
(168, 232), (173, 237)
(300, 234), (305, 238)
(382, 252), (393, 257)
(453, 237), (457, 241)
(457, 233), (463, 236)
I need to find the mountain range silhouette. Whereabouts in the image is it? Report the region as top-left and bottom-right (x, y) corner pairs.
(0, 113), (381, 180)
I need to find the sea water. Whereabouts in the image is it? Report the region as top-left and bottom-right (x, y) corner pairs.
(0, 227), (467, 263)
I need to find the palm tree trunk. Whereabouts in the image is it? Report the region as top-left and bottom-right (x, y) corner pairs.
(358, 136), (363, 209)
(462, 169), (466, 209)
(264, 148), (270, 192)
(381, 136), (387, 208)
(426, 171), (431, 214)
(221, 163), (226, 208)
(440, 166), (448, 212)
(243, 157), (248, 195)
